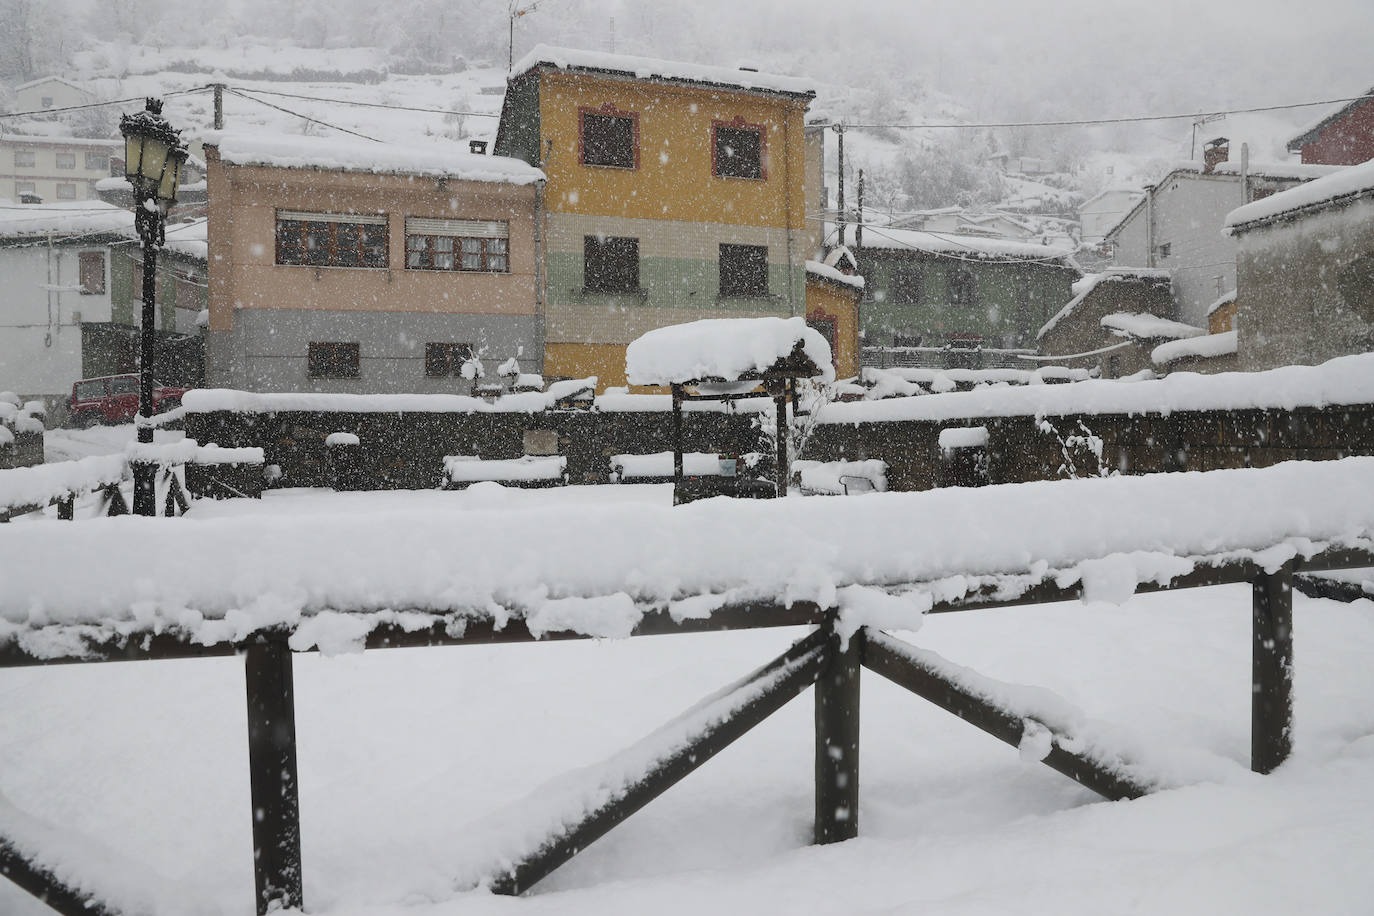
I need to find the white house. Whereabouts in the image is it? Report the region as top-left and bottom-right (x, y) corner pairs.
(1103, 142), (1342, 325)
(13, 76), (94, 113)
(1079, 188), (1144, 246)
(0, 201), (133, 409)
(0, 134), (121, 204)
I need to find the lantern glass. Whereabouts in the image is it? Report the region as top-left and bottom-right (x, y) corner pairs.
(124, 134), (144, 184)
(139, 137), (170, 193)
(157, 149), (185, 205)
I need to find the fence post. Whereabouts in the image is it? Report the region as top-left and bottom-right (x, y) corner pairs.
(815, 620), (862, 844)
(244, 638), (304, 914)
(1252, 562), (1294, 774)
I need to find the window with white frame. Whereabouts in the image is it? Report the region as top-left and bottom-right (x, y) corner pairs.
(14, 150), (35, 168)
(55, 152), (76, 169)
(404, 218), (509, 272)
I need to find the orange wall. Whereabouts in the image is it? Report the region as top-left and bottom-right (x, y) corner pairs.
(806, 276), (862, 379)
(206, 150), (538, 333)
(538, 72), (808, 231)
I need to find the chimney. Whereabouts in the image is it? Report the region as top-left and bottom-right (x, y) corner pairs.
(469, 140), (488, 155)
(1203, 137), (1229, 174)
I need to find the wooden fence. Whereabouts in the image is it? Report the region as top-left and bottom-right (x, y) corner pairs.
(1, 540), (1364, 915)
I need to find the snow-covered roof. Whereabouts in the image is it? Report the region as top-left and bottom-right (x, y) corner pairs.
(1225, 157), (1374, 231)
(1210, 160), (1344, 182)
(625, 317), (834, 385)
(155, 218), (208, 262)
(1287, 87), (1374, 151)
(841, 224), (1073, 262)
(1152, 330), (1238, 366)
(1206, 289), (1237, 317)
(202, 131), (544, 185)
(511, 44), (816, 98)
(0, 200), (133, 240)
(0, 133), (119, 148)
(818, 348), (1374, 426)
(806, 259), (864, 290)
(14, 75), (92, 95)
(1100, 313), (1204, 341)
(1037, 268), (1171, 341)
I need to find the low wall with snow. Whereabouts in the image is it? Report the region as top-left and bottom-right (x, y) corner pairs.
(808, 356), (1374, 491)
(184, 396), (765, 490)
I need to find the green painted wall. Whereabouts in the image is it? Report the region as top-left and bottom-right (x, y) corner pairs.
(109, 249), (196, 330)
(857, 250), (1077, 349)
(545, 251), (804, 313)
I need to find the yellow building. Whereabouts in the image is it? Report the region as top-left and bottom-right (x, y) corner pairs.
(494, 45), (816, 389)
(805, 261), (864, 380)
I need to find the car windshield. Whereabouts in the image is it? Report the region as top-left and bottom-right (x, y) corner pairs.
(109, 377), (138, 394)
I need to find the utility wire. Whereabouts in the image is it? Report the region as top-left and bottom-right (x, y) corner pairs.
(229, 86), (500, 119)
(0, 86), (213, 120)
(222, 88), (381, 142)
(841, 94), (1371, 130)
(224, 88), (382, 142)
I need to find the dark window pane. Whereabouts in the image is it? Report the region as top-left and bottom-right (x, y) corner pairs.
(715, 126), (763, 179)
(585, 236), (640, 292)
(425, 342), (473, 377)
(582, 113), (636, 168)
(309, 342), (360, 378)
(719, 243), (769, 297)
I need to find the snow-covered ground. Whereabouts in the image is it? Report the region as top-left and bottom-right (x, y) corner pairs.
(42, 423), (184, 464)
(2, 481), (1373, 914)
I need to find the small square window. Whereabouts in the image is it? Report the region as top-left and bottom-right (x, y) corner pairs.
(41, 96), (53, 108)
(55, 183), (77, 200)
(15, 182), (36, 197)
(714, 124), (764, 180)
(719, 243), (769, 297)
(85, 152), (109, 171)
(14, 151), (35, 168)
(308, 342), (360, 379)
(1156, 242), (1172, 259)
(424, 342), (474, 378)
(581, 109), (637, 169)
(584, 236), (640, 293)
(56, 152), (76, 169)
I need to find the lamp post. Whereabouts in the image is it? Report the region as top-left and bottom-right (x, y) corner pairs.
(120, 97), (188, 516)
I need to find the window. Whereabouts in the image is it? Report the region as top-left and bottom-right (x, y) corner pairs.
(74, 380), (106, 400)
(1156, 242), (1172, 259)
(580, 106), (638, 169)
(41, 96), (53, 108)
(308, 342), (360, 378)
(719, 243), (769, 297)
(424, 342), (474, 378)
(891, 266), (924, 304)
(713, 121), (765, 180)
(15, 182), (35, 197)
(175, 272), (200, 312)
(405, 218), (508, 272)
(56, 152), (76, 169)
(584, 235), (640, 293)
(79, 251), (105, 295)
(947, 269), (977, 306)
(85, 152), (109, 171)
(276, 211), (388, 268)
(14, 150), (35, 168)
(110, 376), (138, 395)
(56, 183), (77, 200)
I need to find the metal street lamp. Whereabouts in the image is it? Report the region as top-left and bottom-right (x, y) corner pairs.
(120, 97), (189, 516)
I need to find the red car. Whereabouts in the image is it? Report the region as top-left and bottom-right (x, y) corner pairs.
(67, 375), (189, 428)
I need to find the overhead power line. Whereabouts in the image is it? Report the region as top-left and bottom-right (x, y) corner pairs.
(0, 86), (213, 120)
(230, 86), (501, 119)
(841, 94), (1371, 130)
(224, 88), (382, 142)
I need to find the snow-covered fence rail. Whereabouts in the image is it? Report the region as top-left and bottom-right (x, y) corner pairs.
(2, 458), (1373, 913)
(0, 455), (130, 522)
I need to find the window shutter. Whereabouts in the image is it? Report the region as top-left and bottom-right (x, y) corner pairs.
(405, 218), (508, 238)
(277, 210), (386, 225)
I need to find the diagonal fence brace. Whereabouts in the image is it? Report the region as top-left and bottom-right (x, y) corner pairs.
(0, 833), (124, 916)
(863, 630), (1154, 801)
(485, 627), (830, 895)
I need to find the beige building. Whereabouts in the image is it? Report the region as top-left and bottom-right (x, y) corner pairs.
(13, 77), (94, 113)
(1, 134), (119, 203)
(202, 132), (545, 392)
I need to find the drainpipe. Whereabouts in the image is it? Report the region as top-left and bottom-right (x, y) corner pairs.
(1240, 142), (1250, 204)
(534, 178), (546, 373)
(1144, 184), (1156, 268)
(783, 105), (796, 317)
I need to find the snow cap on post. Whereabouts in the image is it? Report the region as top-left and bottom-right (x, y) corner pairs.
(625, 317), (834, 386)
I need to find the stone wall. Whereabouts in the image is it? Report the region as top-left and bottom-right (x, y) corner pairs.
(806, 403), (1374, 491)
(186, 406), (766, 490)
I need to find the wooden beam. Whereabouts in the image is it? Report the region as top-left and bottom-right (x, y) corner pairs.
(0, 835), (122, 916)
(244, 638), (304, 914)
(863, 631), (1153, 801)
(487, 628), (828, 895)
(1252, 563), (1294, 774)
(815, 622), (862, 844)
